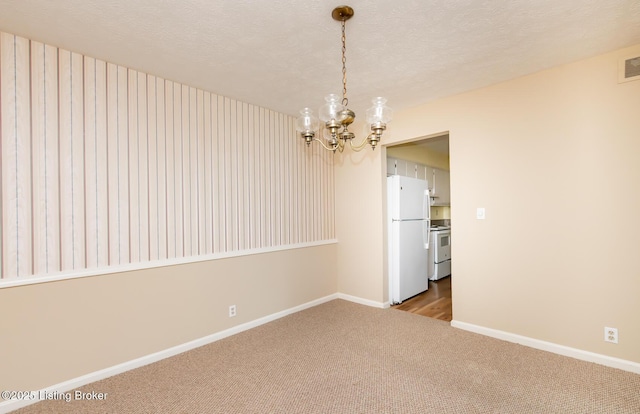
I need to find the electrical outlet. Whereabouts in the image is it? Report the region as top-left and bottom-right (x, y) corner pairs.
(604, 327), (618, 344)
(228, 305), (237, 318)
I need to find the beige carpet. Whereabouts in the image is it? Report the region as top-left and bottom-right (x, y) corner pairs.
(14, 300), (640, 413)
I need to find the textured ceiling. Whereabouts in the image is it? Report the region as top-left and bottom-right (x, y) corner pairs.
(1, 0), (640, 118)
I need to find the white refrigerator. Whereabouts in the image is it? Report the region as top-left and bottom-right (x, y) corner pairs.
(388, 175), (431, 304)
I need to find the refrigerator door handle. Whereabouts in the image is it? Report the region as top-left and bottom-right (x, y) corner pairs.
(424, 219), (431, 249)
(423, 190), (431, 220)
(423, 189), (431, 249)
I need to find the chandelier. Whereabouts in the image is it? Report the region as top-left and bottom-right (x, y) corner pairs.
(295, 5), (392, 152)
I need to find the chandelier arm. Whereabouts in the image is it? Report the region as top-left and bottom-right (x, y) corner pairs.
(313, 137), (339, 152)
(348, 133), (375, 152)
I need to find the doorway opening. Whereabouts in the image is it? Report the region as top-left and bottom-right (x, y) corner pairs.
(385, 133), (452, 322)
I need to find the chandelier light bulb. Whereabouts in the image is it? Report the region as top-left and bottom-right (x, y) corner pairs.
(295, 107), (319, 145)
(295, 108), (319, 133)
(318, 94), (344, 123)
(366, 97), (393, 125)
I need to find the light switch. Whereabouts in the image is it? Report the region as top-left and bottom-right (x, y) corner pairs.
(476, 207), (486, 220)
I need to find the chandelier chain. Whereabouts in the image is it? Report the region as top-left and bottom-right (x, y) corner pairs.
(341, 19), (348, 107)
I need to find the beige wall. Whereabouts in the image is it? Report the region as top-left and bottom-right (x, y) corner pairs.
(336, 43), (640, 363)
(1, 244), (337, 390)
(334, 150), (387, 301)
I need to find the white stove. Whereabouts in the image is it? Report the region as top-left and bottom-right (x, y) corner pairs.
(428, 226), (451, 281)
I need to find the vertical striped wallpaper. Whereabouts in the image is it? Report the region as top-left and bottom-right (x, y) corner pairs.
(0, 31), (335, 280)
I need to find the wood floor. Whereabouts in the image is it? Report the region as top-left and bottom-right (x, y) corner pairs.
(392, 276), (452, 322)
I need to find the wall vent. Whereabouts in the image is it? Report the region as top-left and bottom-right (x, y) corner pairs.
(619, 56), (640, 83)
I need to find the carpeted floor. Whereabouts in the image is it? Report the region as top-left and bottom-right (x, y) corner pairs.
(13, 300), (640, 413)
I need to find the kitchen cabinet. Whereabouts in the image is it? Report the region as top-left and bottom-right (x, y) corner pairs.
(387, 157), (407, 176)
(424, 165), (435, 194)
(431, 168), (450, 206)
(395, 158), (407, 176)
(406, 161), (418, 178)
(387, 157), (397, 176)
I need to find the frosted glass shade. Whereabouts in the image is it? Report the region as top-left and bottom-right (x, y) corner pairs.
(295, 108), (319, 133)
(318, 94), (344, 123)
(365, 97), (392, 124)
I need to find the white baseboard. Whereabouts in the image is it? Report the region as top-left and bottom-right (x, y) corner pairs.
(336, 292), (387, 308)
(451, 320), (640, 375)
(0, 293), (339, 414)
